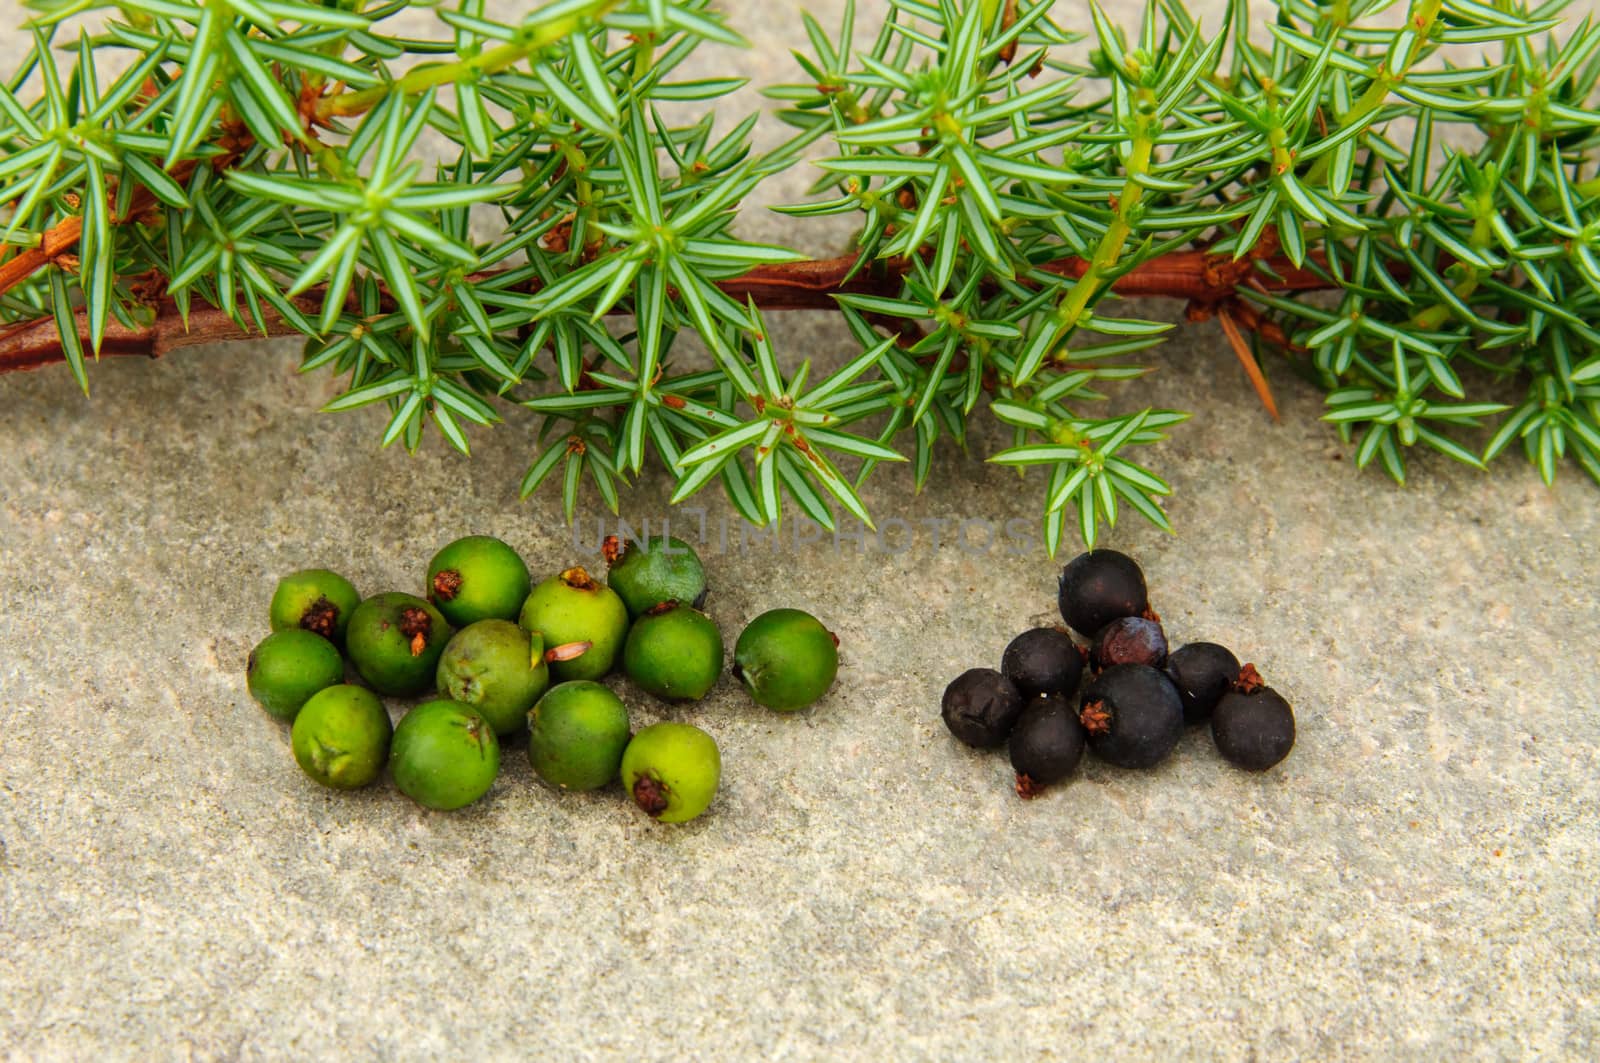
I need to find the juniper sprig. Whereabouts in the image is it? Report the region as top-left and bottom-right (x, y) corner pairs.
(1, 0), (1597, 550)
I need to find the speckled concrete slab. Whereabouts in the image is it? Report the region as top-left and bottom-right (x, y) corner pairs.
(2, 1), (1598, 1058)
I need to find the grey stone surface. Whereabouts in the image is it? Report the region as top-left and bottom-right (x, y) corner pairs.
(3, 1), (1599, 1058)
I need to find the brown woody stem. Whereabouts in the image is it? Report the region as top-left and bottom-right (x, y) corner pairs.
(0, 251), (1334, 377)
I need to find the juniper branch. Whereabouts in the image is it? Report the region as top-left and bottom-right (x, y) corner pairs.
(0, 249), (1335, 372)
(1, 0), (1597, 549)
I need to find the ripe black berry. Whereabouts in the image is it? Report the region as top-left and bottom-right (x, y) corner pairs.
(1165, 642), (1241, 724)
(1001, 627), (1084, 700)
(1058, 549), (1149, 638)
(1008, 694), (1086, 798)
(1091, 616), (1168, 671)
(1078, 664), (1183, 769)
(1212, 686), (1295, 771)
(941, 668), (1024, 748)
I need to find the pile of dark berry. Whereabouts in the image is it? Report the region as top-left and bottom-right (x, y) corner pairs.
(941, 549), (1294, 796)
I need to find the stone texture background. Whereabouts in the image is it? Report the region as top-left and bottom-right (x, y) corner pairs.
(2, 1), (1598, 1058)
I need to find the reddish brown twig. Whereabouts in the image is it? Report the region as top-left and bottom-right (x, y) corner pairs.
(998, 0), (1020, 65)
(0, 216), (87, 295)
(1215, 306), (1281, 422)
(0, 292), (321, 373)
(0, 250), (1333, 376)
(0, 157), (212, 297)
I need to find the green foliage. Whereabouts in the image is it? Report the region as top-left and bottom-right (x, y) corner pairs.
(2, 0), (1599, 549)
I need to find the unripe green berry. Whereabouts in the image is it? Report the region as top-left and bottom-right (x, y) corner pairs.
(623, 602), (723, 701)
(390, 699), (500, 811)
(291, 684), (392, 790)
(527, 681), (631, 792)
(269, 568), (361, 646)
(518, 567), (628, 682)
(426, 535), (531, 628)
(733, 608), (839, 712)
(247, 629), (345, 721)
(620, 722), (721, 824)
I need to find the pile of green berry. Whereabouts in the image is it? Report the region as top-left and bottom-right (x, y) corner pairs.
(246, 534), (839, 823)
(941, 549), (1295, 797)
